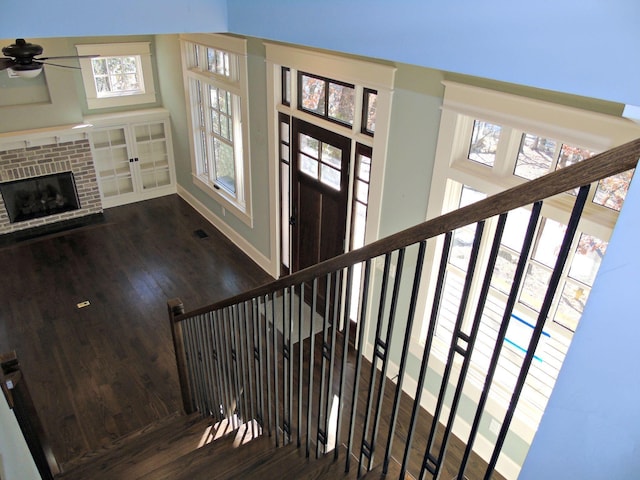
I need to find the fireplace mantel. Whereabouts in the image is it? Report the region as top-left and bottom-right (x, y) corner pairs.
(0, 123), (93, 152)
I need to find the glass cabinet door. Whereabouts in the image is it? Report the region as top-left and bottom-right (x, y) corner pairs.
(91, 127), (134, 198)
(134, 122), (172, 191)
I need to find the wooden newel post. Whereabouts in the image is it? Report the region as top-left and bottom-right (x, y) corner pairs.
(168, 298), (196, 415)
(1, 351), (60, 480)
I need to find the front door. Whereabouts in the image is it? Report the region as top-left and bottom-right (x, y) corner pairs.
(291, 118), (351, 273)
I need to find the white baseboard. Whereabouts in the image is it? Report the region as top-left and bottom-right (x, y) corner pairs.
(177, 185), (277, 277)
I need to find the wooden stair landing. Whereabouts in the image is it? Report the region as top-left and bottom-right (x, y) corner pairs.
(55, 413), (409, 480)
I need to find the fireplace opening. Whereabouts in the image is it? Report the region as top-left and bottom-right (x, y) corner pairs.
(0, 172), (81, 224)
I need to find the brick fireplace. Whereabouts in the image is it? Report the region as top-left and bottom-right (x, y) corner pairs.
(0, 127), (102, 236)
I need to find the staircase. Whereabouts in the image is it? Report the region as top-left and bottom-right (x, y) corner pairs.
(55, 411), (407, 479)
(4, 138), (640, 480)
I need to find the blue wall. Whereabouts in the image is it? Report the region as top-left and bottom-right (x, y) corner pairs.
(227, 0), (640, 106)
(0, 0), (228, 37)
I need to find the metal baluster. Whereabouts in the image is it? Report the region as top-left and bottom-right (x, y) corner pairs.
(359, 249), (405, 475)
(346, 259), (372, 472)
(441, 216), (506, 478)
(484, 186), (589, 479)
(335, 265), (354, 462)
(316, 273), (333, 458)
(421, 222), (485, 479)
(283, 286), (292, 444)
(211, 310), (227, 422)
(382, 240), (427, 474)
(297, 282), (304, 448)
(456, 203), (540, 478)
(242, 300), (256, 438)
(306, 278), (318, 457)
(272, 291), (280, 447)
(254, 297), (265, 435)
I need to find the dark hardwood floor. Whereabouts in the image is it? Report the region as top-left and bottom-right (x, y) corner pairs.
(0, 194), (273, 467)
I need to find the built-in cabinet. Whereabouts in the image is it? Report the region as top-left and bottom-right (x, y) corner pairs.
(86, 108), (176, 208)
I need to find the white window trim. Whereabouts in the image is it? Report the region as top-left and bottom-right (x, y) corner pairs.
(76, 42), (156, 109)
(180, 33), (253, 227)
(410, 81), (640, 475)
(264, 41), (396, 278)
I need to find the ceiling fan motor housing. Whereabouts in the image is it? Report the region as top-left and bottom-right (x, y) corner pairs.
(2, 38), (43, 65)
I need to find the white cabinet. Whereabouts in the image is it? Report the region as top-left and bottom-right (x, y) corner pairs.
(86, 109), (177, 208)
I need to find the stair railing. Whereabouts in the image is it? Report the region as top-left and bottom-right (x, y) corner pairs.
(168, 138), (640, 479)
(1, 351), (60, 480)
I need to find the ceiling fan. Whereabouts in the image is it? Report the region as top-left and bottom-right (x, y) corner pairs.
(1, 38), (95, 78)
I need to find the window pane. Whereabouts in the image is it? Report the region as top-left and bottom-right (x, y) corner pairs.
(555, 281), (590, 332)
(356, 179), (369, 203)
(321, 144), (342, 169)
(502, 208), (530, 252)
(460, 185), (486, 207)
(300, 155), (318, 179)
(450, 224), (476, 270)
(593, 169), (634, 212)
(352, 201), (367, 250)
(468, 120), (501, 167)
(282, 67), (291, 105)
(300, 75), (326, 115)
(92, 58), (107, 75)
(492, 247), (520, 294)
(520, 263), (552, 312)
(328, 82), (355, 125)
(532, 218), (566, 268)
(514, 134), (557, 180)
(214, 139), (235, 193)
(280, 121), (290, 144)
(357, 154), (371, 182)
(320, 164), (341, 190)
(299, 134), (319, 158)
(556, 144), (597, 170)
(364, 90), (377, 133)
(95, 76), (110, 93)
(569, 233), (607, 286)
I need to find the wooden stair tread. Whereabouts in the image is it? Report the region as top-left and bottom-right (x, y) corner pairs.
(56, 412), (216, 479)
(139, 425), (274, 480)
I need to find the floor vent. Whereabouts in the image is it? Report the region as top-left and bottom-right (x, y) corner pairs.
(194, 229), (209, 239)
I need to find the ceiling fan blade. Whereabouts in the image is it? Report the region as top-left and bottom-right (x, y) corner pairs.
(39, 61), (81, 70)
(36, 55), (98, 61)
(0, 57), (16, 71)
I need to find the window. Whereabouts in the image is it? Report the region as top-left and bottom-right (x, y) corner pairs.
(76, 42), (155, 109)
(180, 34), (252, 225)
(420, 81), (640, 434)
(361, 89), (377, 136)
(298, 72), (355, 126)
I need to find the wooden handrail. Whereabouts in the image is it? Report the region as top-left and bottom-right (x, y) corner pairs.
(173, 137), (640, 321)
(1, 351), (60, 479)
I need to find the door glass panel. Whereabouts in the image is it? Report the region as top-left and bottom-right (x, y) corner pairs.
(468, 120), (501, 167)
(321, 144), (342, 169)
(320, 164), (340, 190)
(514, 134), (557, 180)
(299, 134), (320, 158)
(300, 155), (319, 179)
